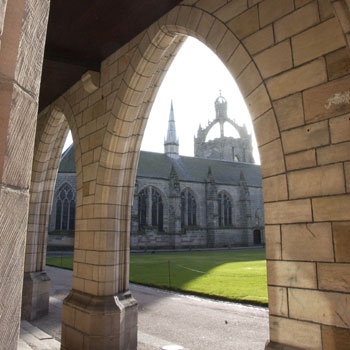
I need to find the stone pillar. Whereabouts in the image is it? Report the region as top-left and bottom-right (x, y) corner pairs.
(60, 126), (138, 349)
(0, 0), (49, 348)
(168, 166), (181, 234)
(61, 205), (138, 350)
(238, 171), (251, 245)
(21, 271), (51, 320)
(205, 168), (217, 248)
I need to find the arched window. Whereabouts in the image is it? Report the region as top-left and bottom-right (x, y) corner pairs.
(218, 192), (232, 227)
(55, 183), (75, 231)
(181, 189), (197, 227)
(138, 188), (148, 229)
(138, 187), (164, 231)
(152, 188), (163, 231)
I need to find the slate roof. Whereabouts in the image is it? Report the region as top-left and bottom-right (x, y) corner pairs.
(58, 144), (76, 173)
(59, 147), (262, 187)
(137, 151), (262, 187)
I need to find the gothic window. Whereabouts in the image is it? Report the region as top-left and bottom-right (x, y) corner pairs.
(218, 191), (232, 227)
(152, 188), (163, 231)
(55, 183), (75, 231)
(181, 189), (197, 227)
(138, 187), (164, 231)
(138, 188), (148, 229)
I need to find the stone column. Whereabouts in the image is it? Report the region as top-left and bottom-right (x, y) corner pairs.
(60, 113), (138, 349)
(238, 171), (251, 245)
(61, 198), (138, 349)
(168, 166), (181, 234)
(205, 167), (217, 247)
(0, 0), (49, 348)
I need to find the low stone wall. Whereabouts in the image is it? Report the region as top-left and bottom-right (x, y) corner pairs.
(131, 229), (208, 250)
(47, 235), (74, 248)
(47, 229), (264, 250)
(208, 228), (254, 247)
(130, 228), (263, 250)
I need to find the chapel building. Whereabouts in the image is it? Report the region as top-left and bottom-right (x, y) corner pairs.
(50, 95), (264, 249)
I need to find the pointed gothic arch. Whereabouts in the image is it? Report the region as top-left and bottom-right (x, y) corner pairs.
(217, 191), (233, 227)
(22, 94), (82, 321)
(33, 3), (349, 350)
(137, 185), (166, 232)
(55, 182), (76, 231)
(99, 5), (349, 349)
(181, 187), (197, 227)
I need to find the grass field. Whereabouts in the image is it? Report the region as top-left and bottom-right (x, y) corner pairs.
(46, 249), (267, 306)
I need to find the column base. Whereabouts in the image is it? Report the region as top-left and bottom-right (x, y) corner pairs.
(265, 341), (305, 350)
(22, 271), (51, 320)
(61, 289), (138, 350)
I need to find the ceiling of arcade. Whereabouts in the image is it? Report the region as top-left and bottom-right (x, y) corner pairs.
(39, 0), (182, 111)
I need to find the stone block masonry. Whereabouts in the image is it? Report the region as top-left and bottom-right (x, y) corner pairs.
(1, 1), (350, 350)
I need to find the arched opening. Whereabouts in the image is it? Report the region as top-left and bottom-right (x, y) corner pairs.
(30, 8), (272, 348)
(47, 137), (77, 252)
(137, 186), (165, 232)
(106, 10), (274, 344)
(218, 191), (233, 227)
(55, 182), (76, 231)
(253, 229), (262, 245)
(181, 188), (197, 228)
(22, 103), (75, 320)
(120, 27), (268, 348)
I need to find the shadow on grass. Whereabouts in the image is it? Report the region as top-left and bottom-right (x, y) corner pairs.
(46, 248), (267, 306)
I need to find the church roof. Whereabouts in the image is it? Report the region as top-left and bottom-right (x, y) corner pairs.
(137, 151), (262, 187)
(58, 146), (261, 187)
(58, 144), (76, 173)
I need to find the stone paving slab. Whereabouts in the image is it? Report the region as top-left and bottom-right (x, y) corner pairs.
(19, 321), (60, 350)
(138, 331), (188, 350)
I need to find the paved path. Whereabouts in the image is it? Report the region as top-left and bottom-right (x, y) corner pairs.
(28, 266), (269, 350)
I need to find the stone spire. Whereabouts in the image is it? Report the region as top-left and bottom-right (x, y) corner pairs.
(164, 101), (179, 158)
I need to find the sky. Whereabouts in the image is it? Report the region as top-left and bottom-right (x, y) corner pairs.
(64, 37), (259, 163)
(141, 37), (259, 163)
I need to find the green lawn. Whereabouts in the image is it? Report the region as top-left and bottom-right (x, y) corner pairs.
(47, 249), (267, 306)
(47, 256), (73, 270)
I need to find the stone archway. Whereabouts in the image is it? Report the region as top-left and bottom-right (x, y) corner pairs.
(34, 2), (349, 349)
(98, 3), (349, 349)
(22, 98), (79, 320)
(1, 1), (349, 350)
(72, 5), (279, 347)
